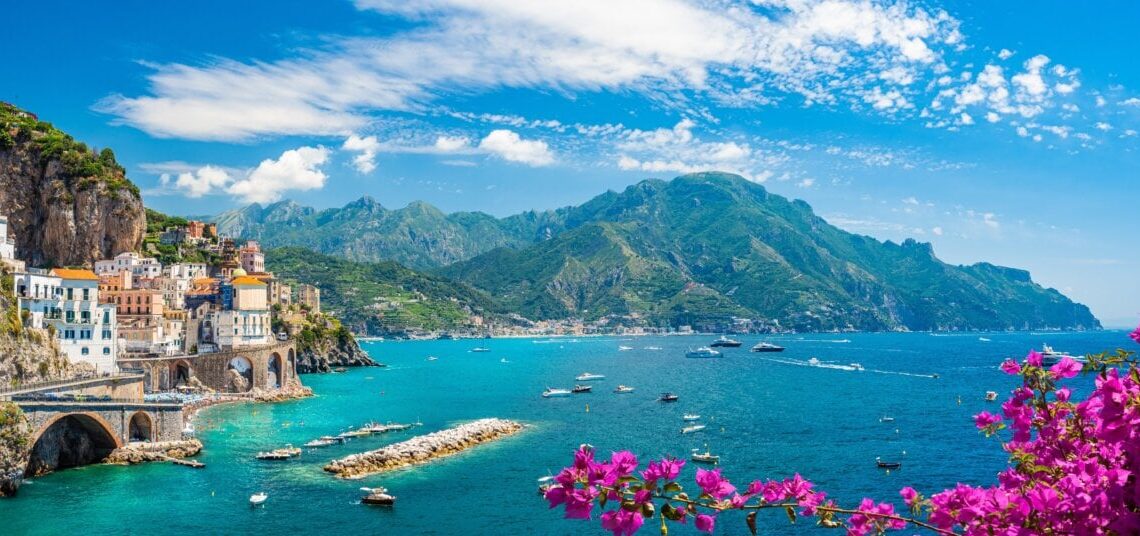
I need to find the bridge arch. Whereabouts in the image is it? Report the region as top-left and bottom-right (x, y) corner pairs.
(268, 352), (283, 388)
(129, 411), (154, 442)
(226, 356), (254, 393)
(26, 412), (122, 476)
(170, 359), (193, 387)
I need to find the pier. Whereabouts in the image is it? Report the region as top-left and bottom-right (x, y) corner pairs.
(324, 418), (524, 478)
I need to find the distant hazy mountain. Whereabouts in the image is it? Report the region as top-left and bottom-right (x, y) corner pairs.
(219, 172), (1100, 332)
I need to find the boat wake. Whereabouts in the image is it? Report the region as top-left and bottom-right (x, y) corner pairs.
(759, 357), (937, 378)
(794, 338), (852, 343)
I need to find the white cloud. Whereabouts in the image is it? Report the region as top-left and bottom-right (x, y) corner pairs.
(983, 212), (1000, 228)
(1011, 54), (1050, 97)
(1095, 122), (1112, 131)
(342, 134), (381, 173)
(959, 112), (974, 125)
(1120, 97), (1140, 107)
(985, 111), (1000, 123)
(477, 129), (554, 166)
(997, 48), (1014, 60)
(227, 146), (331, 203)
(434, 135), (471, 152)
(797, 178), (815, 188)
(902, 196), (919, 205)
(931, 226), (943, 236)
(162, 166), (232, 198)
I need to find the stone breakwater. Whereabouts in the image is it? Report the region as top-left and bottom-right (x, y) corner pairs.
(104, 439), (203, 465)
(324, 418), (523, 479)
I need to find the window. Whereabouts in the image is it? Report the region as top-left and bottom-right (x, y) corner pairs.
(102, 329), (112, 340)
(80, 311), (90, 324)
(66, 288), (73, 300)
(65, 310), (75, 323)
(64, 329), (74, 339)
(81, 347), (89, 355)
(102, 310), (110, 323)
(103, 347), (110, 355)
(82, 288), (89, 301)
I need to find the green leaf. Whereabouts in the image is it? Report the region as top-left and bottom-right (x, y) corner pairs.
(746, 511), (758, 535)
(663, 482), (683, 493)
(785, 506), (797, 524)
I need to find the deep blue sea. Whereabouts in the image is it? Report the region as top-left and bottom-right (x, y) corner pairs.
(0, 331), (1130, 535)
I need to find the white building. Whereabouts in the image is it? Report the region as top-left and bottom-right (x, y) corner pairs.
(14, 268), (62, 329)
(45, 268), (118, 374)
(94, 252), (162, 278)
(209, 276), (271, 349)
(162, 263), (209, 280)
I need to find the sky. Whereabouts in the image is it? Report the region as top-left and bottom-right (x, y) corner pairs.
(3, 0), (1138, 326)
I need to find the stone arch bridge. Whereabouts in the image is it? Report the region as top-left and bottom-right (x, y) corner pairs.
(16, 400), (183, 476)
(119, 341), (298, 393)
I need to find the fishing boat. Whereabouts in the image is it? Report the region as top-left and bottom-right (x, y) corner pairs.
(613, 385), (635, 393)
(304, 438), (336, 448)
(681, 424), (707, 434)
(875, 457), (902, 470)
(750, 342), (785, 352)
(249, 492), (268, 506)
(543, 388), (572, 398)
(572, 384), (593, 393)
(984, 391), (998, 401)
(685, 347), (722, 358)
(361, 487), (396, 506)
(575, 372), (606, 381)
(659, 392), (679, 402)
(471, 347), (491, 353)
(682, 414), (701, 421)
(709, 335), (742, 348)
(691, 446), (719, 464)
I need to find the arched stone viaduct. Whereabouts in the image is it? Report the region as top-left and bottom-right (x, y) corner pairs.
(118, 341), (298, 394)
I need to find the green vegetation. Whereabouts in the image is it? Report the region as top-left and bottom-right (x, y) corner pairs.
(145, 208), (189, 235)
(0, 102), (139, 198)
(142, 208), (218, 265)
(266, 247), (498, 335)
(0, 402), (31, 485)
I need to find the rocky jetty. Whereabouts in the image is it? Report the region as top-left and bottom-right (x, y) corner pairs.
(295, 314), (379, 373)
(104, 439), (203, 465)
(324, 418), (523, 479)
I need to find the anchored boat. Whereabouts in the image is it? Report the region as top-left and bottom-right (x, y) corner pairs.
(710, 335), (742, 348)
(613, 385), (635, 394)
(691, 445), (719, 464)
(361, 487), (396, 506)
(575, 372), (606, 381)
(543, 388), (572, 398)
(571, 385), (593, 393)
(685, 347), (722, 358)
(659, 392), (679, 402)
(249, 492), (268, 506)
(750, 342), (785, 352)
(681, 424), (707, 434)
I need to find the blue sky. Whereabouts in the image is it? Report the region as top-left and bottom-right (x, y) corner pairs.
(4, 0), (1138, 326)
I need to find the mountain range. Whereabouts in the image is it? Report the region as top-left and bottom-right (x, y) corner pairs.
(220, 172), (1099, 332)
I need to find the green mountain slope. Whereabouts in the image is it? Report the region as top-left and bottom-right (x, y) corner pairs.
(442, 173), (1099, 332)
(265, 247), (498, 336)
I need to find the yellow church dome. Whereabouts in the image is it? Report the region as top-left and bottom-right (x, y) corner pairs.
(232, 268), (248, 277)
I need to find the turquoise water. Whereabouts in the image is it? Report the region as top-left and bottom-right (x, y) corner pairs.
(1, 331), (1129, 535)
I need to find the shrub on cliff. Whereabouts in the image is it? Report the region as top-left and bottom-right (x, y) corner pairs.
(0, 403), (32, 493)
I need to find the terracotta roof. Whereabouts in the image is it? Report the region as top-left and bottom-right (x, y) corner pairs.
(51, 268), (99, 281)
(230, 276), (267, 286)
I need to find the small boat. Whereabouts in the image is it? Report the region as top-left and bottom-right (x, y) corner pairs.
(500, 358), (509, 363)
(304, 438), (336, 448)
(250, 492), (268, 506)
(710, 335), (742, 348)
(575, 372), (606, 381)
(984, 391), (998, 401)
(385, 422), (415, 431)
(750, 342), (785, 352)
(681, 424), (707, 434)
(255, 451), (290, 461)
(879, 416), (895, 423)
(978, 337), (991, 342)
(361, 422), (390, 434)
(361, 487), (396, 506)
(613, 385), (635, 394)
(618, 345), (634, 351)
(426, 356), (438, 361)
(320, 435), (346, 444)
(543, 388), (572, 398)
(849, 363), (865, 371)
(691, 446), (719, 464)
(876, 457), (902, 470)
(659, 392), (679, 402)
(1039, 344), (1083, 366)
(808, 357), (821, 366)
(572, 385), (593, 393)
(279, 445), (302, 457)
(471, 347), (491, 353)
(685, 347), (722, 359)
(682, 414), (701, 421)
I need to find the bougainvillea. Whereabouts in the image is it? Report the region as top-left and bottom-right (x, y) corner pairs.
(545, 326), (1140, 534)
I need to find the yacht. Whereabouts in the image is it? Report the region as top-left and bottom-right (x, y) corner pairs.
(471, 347), (491, 353)
(682, 414), (701, 421)
(710, 335), (742, 348)
(681, 424), (707, 434)
(537, 476), (556, 496)
(685, 347), (722, 359)
(361, 487), (396, 506)
(691, 446), (719, 464)
(1040, 344), (1084, 366)
(613, 385), (635, 394)
(575, 372), (606, 381)
(750, 342), (785, 352)
(249, 492), (268, 506)
(543, 388), (572, 398)
(659, 392), (680, 402)
(571, 384), (593, 393)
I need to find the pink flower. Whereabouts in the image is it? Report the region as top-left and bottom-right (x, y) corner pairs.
(695, 468), (736, 499)
(1055, 387), (1071, 402)
(607, 451), (639, 477)
(782, 473), (813, 499)
(694, 514), (716, 533)
(1026, 350), (1043, 367)
(1049, 356), (1083, 380)
(1130, 324), (1140, 345)
(640, 457), (684, 487)
(974, 411), (1003, 430)
(1000, 359), (1021, 375)
(564, 486), (599, 519)
(899, 486), (919, 507)
(600, 508), (644, 536)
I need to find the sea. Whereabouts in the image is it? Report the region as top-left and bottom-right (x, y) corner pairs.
(0, 330), (1130, 535)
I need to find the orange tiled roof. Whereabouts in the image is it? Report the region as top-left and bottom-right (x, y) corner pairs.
(231, 276), (267, 286)
(51, 268), (99, 281)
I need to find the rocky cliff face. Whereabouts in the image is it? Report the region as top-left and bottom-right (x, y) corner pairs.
(0, 103), (145, 267)
(294, 315), (379, 373)
(0, 403), (31, 497)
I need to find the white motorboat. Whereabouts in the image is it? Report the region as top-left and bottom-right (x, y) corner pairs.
(613, 385), (635, 393)
(426, 356), (438, 361)
(685, 347), (722, 359)
(849, 362), (865, 371)
(361, 487), (396, 506)
(543, 388), (572, 398)
(1040, 344), (1084, 366)
(681, 424), (707, 434)
(250, 492), (268, 506)
(575, 372), (606, 381)
(879, 416), (895, 423)
(500, 358), (509, 363)
(691, 446), (719, 464)
(304, 438), (336, 448)
(808, 357), (821, 366)
(682, 414), (701, 421)
(750, 342), (785, 352)
(985, 391), (998, 401)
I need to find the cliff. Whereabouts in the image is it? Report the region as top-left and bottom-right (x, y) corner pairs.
(0, 102), (145, 267)
(0, 402), (31, 497)
(289, 313), (380, 373)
